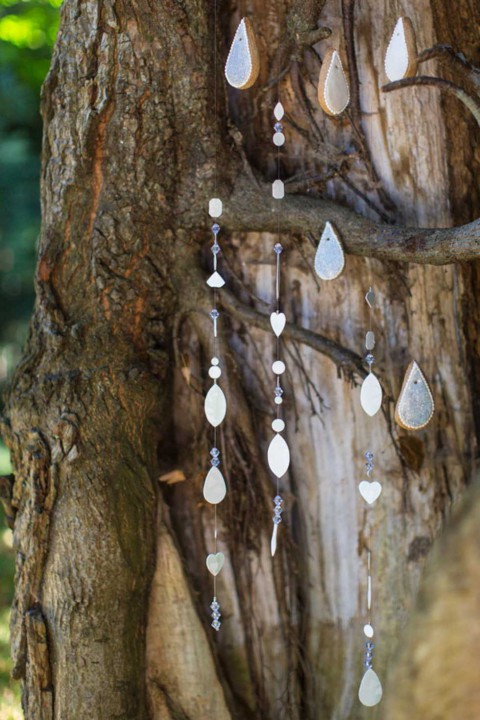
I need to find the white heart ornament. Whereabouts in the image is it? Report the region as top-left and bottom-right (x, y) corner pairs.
(267, 433), (290, 479)
(270, 312), (286, 337)
(358, 480), (382, 505)
(206, 552), (225, 576)
(203, 466), (227, 504)
(360, 373), (382, 416)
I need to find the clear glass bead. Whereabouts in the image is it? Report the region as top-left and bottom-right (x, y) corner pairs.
(274, 386), (283, 397)
(365, 354), (374, 366)
(211, 243), (220, 255)
(210, 309), (219, 320)
(274, 122), (283, 132)
(273, 242), (283, 254)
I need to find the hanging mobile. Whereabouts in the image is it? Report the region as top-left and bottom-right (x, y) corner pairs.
(267, 99), (290, 557)
(395, 360), (434, 430)
(357, 287), (383, 707)
(317, 48), (350, 116)
(202, 0), (228, 632)
(384, 16), (418, 82)
(225, 17), (260, 89)
(314, 221), (346, 280)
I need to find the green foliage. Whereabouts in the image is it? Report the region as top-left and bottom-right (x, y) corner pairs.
(0, 0), (59, 713)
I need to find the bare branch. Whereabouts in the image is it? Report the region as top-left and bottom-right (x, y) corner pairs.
(223, 176), (480, 265)
(219, 287), (365, 380)
(417, 45), (480, 92)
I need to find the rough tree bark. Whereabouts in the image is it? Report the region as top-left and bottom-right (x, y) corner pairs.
(1, 0), (479, 718)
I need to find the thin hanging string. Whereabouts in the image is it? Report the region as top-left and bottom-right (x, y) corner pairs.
(212, 0), (218, 603)
(367, 549), (372, 624)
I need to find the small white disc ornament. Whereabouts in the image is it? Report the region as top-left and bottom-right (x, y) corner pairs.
(270, 312), (286, 337)
(273, 132), (285, 146)
(206, 552), (225, 576)
(204, 384), (227, 427)
(267, 433), (290, 479)
(272, 360), (286, 375)
(317, 48), (350, 116)
(314, 221), (345, 280)
(358, 668), (383, 707)
(360, 373), (383, 417)
(209, 198), (223, 218)
(395, 360), (434, 430)
(203, 466), (227, 505)
(272, 179), (285, 199)
(272, 418), (285, 432)
(225, 18), (260, 90)
(208, 366), (221, 379)
(358, 480), (382, 505)
(207, 271), (225, 288)
(385, 16), (418, 83)
(363, 624), (374, 638)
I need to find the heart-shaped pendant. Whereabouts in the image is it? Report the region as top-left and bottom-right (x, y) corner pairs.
(206, 552), (225, 576)
(358, 480), (382, 505)
(270, 312), (286, 337)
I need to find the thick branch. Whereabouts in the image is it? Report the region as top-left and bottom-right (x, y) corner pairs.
(223, 177), (480, 265)
(417, 45), (480, 92)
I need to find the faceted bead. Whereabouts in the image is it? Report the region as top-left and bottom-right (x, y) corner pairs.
(210, 309), (219, 320)
(273, 243), (283, 254)
(274, 122), (283, 132)
(365, 354), (374, 366)
(211, 223), (220, 235)
(210, 448), (220, 457)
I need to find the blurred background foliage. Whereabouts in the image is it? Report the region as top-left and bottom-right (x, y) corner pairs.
(0, 0), (60, 715)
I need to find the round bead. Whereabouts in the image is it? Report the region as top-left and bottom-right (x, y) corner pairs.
(273, 132), (285, 146)
(274, 396), (283, 405)
(272, 360), (286, 375)
(209, 366), (221, 379)
(272, 419), (285, 432)
(211, 357), (219, 366)
(363, 624), (374, 638)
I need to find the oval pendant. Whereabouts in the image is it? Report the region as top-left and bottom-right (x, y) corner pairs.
(385, 16), (417, 82)
(267, 433), (290, 479)
(317, 48), (350, 116)
(395, 360), (434, 430)
(204, 384), (227, 427)
(360, 373), (383, 417)
(314, 221), (345, 280)
(203, 466), (227, 505)
(225, 18), (260, 90)
(358, 668), (383, 707)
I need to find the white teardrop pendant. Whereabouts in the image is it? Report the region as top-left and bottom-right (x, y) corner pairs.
(395, 360), (434, 430)
(317, 48), (350, 116)
(358, 668), (383, 707)
(360, 373), (383, 417)
(314, 221), (345, 280)
(225, 18), (260, 90)
(204, 384), (227, 427)
(203, 466), (227, 505)
(267, 434), (290, 479)
(385, 16), (418, 82)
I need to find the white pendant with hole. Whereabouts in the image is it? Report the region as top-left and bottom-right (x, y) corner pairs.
(395, 360), (434, 430)
(314, 221), (345, 280)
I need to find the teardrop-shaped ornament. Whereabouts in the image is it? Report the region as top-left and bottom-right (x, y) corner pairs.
(314, 221), (345, 280)
(204, 384), (227, 427)
(225, 18), (260, 90)
(395, 360), (434, 430)
(203, 466), (227, 504)
(360, 373), (383, 416)
(317, 48), (350, 116)
(358, 668), (383, 707)
(385, 17), (418, 82)
(267, 434), (290, 479)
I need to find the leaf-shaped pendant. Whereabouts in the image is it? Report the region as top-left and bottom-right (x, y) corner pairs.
(317, 48), (350, 116)
(385, 17), (417, 82)
(358, 668), (383, 707)
(360, 373), (382, 417)
(395, 360), (434, 430)
(225, 18), (260, 90)
(314, 221), (345, 280)
(203, 466), (227, 504)
(267, 434), (290, 479)
(204, 384), (227, 427)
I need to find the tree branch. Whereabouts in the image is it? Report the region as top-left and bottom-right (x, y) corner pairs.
(223, 176), (480, 265)
(220, 287), (365, 380)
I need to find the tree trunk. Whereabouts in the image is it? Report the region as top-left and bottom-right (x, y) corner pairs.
(1, 0), (479, 718)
